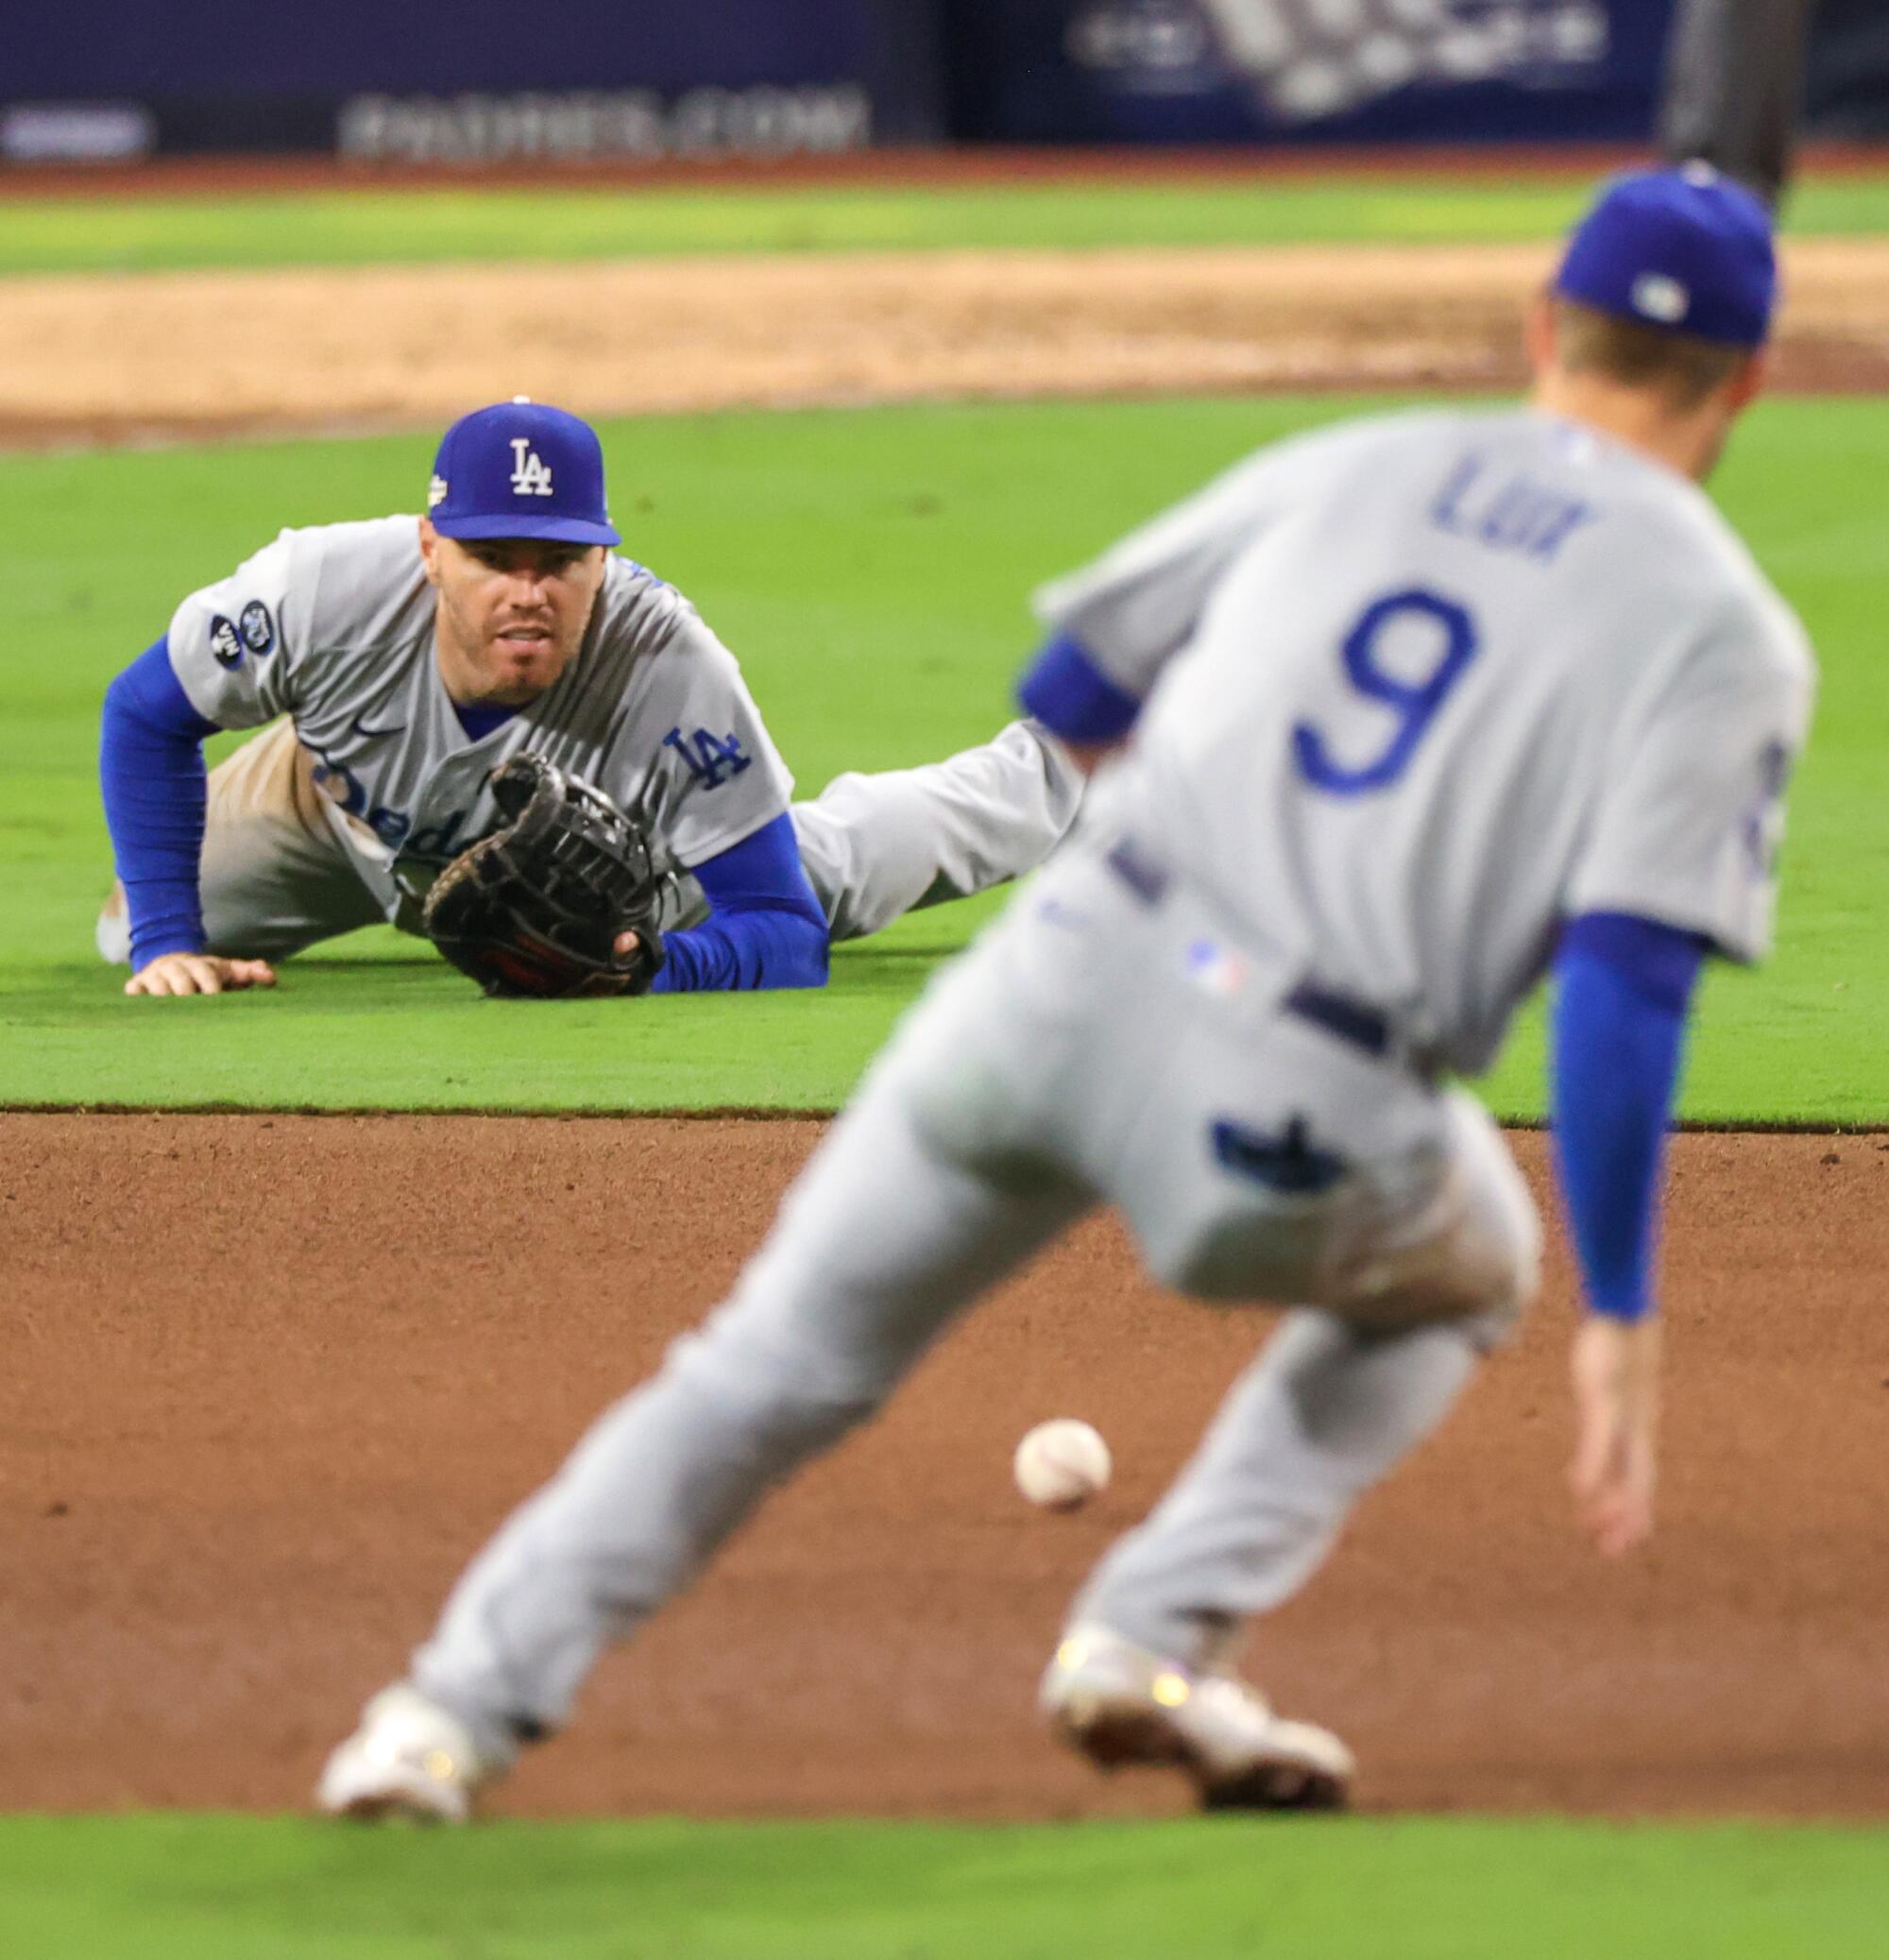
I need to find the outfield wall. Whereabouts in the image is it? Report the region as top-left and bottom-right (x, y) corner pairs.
(7, 0), (1889, 167)
(948, 0), (1674, 145)
(0, 0), (943, 164)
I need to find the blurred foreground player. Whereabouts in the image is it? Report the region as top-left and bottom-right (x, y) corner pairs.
(322, 169), (1812, 1819)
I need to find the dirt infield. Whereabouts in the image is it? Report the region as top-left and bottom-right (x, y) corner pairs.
(2, 1111), (1884, 1820)
(6, 234), (1889, 451)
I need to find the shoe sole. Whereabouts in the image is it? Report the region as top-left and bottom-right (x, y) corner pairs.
(1051, 1705), (1350, 1814)
(320, 1758), (468, 1825)
(327, 1791), (460, 1824)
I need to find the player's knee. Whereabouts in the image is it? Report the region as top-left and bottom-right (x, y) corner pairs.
(1455, 1174), (1542, 1352)
(1437, 1096), (1540, 1348)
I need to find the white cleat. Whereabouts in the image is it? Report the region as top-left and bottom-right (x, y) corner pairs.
(316, 1684), (492, 1824)
(95, 886), (131, 966)
(1040, 1624), (1354, 1812)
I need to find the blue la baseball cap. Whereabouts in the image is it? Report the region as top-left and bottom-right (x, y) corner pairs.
(427, 398), (621, 546)
(1554, 163), (1778, 349)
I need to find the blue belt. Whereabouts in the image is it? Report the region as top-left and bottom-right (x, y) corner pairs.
(1280, 981), (1391, 1061)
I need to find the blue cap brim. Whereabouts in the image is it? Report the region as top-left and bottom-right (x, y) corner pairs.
(431, 513), (621, 547)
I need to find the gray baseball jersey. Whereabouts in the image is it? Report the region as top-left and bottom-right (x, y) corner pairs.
(1037, 406), (1815, 1072)
(166, 516), (793, 914)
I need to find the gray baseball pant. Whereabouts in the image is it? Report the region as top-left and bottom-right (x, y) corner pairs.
(406, 842), (1540, 1761)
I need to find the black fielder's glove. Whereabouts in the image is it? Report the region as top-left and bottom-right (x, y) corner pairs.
(422, 753), (667, 998)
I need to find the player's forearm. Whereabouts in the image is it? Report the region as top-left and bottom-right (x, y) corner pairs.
(649, 907), (828, 993)
(99, 638), (219, 968)
(649, 812), (830, 993)
(1549, 912), (1707, 1321)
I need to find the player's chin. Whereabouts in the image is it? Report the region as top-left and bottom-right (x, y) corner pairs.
(487, 639), (568, 696)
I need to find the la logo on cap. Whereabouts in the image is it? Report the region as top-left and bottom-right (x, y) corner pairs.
(503, 394), (553, 499)
(509, 437), (553, 499)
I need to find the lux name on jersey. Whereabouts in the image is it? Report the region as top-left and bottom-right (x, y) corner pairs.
(304, 723), (753, 864)
(1428, 453), (1599, 563)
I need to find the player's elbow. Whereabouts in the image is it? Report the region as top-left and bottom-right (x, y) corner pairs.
(101, 637), (217, 748)
(100, 662), (146, 741)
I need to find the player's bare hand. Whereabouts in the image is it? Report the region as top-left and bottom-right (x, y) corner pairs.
(614, 930), (641, 961)
(125, 953), (278, 998)
(1568, 1316), (1660, 1557)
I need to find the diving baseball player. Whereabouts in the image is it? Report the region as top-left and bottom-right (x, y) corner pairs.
(97, 398), (1080, 997)
(322, 168), (1812, 1817)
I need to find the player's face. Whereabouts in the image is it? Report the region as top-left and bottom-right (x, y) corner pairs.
(421, 523), (607, 705)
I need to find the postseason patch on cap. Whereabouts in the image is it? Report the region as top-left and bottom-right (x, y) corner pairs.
(1630, 272), (1690, 325)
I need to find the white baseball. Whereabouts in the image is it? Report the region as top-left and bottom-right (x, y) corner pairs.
(1013, 1418), (1112, 1510)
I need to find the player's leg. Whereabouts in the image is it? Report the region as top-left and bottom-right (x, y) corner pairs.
(349, 943), (1090, 1783)
(96, 719), (385, 964)
(1043, 1085), (1538, 1804)
(1067, 1089), (1536, 1663)
(787, 720), (1083, 942)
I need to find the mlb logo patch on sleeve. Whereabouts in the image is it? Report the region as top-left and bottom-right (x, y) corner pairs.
(209, 615), (244, 667)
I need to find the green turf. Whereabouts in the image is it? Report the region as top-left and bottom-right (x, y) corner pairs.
(6, 169), (1889, 275)
(0, 1814), (1881, 1959)
(3, 393), (1884, 1119)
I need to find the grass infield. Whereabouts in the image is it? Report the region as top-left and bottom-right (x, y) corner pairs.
(3, 392), (1884, 1119)
(5, 170), (1889, 277)
(0, 1813), (1881, 1959)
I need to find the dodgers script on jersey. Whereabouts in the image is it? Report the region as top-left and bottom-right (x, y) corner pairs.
(1038, 407), (1814, 1072)
(165, 517), (793, 915)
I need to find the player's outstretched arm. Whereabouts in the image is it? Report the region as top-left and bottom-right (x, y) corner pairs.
(102, 639), (273, 1001)
(1549, 911), (1708, 1556)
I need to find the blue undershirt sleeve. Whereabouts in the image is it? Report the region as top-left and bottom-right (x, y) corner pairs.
(99, 637), (221, 969)
(1550, 911), (1709, 1322)
(1016, 633), (1144, 744)
(648, 811), (829, 995)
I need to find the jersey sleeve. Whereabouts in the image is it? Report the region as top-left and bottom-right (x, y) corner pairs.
(165, 529), (310, 729)
(638, 612), (795, 869)
(1030, 418), (1381, 696)
(1565, 599), (1814, 963)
